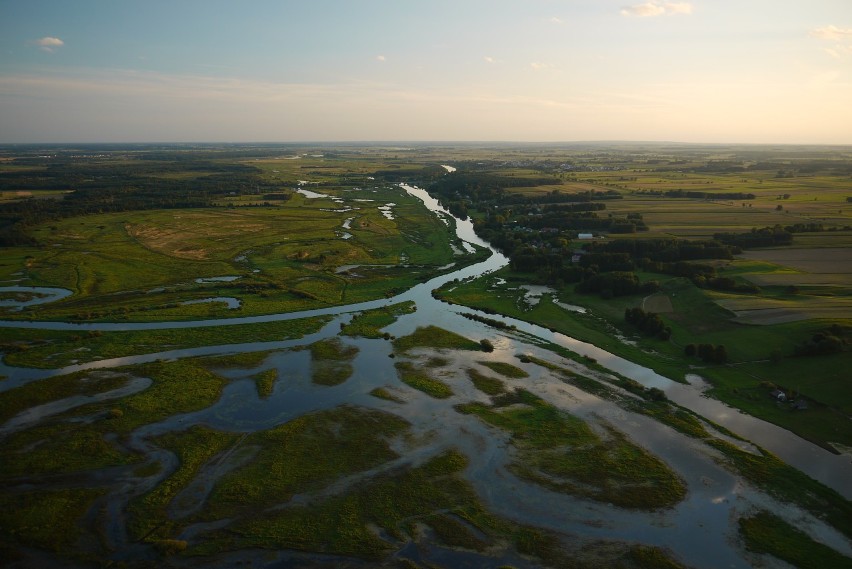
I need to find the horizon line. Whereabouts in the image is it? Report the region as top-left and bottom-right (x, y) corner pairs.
(2, 140), (852, 148)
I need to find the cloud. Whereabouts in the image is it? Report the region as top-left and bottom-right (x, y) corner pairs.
(810, 25), (852, 59)
(620, 2), (692, 18)
(530, 62), (553, 71)
(549, 16), (563, 25)
(810, 25), (852, 41)
(665, 2), (693, 14)
(483, 56), (494, 64)
(823, 46), (852, 59)
(35, 36), (64, 53)
(376, 55), (386, 62)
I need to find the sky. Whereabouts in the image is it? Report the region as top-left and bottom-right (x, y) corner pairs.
(1, 0), (851, 144)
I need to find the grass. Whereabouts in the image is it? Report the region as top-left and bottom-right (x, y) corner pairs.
(457, 389), (686, 509)
(466, 368), (506, 395)
(739, 511), (852, 568)
(0, 487), (105, 559)
(0, 369), (131, 425)
(369, 387), (405, 403)
(105, 360), (228, 434)
(194, 449), (502, 560)
(392, 325), (482, 353)
(0, 420), (139, 480)
(251, 368), (278, 398)
(339, 301), (415, 338)
(477, 360), (529, 379)
(201, 350), (277, 369)
(0, 315), (331, 369)
(200, 406), (408, 520)
(394, 361), (454, 399)
(4, 182), (473, 322)
(0, 359), (229, 480)
(709, 438), (852, 540)
(627, 545), (690, 569)
(127, 426), (241, 540)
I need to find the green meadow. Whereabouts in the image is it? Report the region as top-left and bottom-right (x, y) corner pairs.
(2, 182), (475, 322)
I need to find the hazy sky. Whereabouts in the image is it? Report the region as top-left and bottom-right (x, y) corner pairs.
(1, 0), (851, 143)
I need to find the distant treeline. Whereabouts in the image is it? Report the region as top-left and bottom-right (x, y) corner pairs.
(637, 189), (756, 200)
(502, 189), (623, 205)
(0, 159), (274, 246)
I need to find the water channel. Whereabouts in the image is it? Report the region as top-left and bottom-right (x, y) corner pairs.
(1, 182), (850, 567)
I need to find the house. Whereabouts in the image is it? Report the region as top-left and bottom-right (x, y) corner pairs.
(791, 399), (808, 411)
(578, 233), (594, 240)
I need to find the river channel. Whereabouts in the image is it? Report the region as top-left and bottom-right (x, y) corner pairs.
(1, 182), (850, 567)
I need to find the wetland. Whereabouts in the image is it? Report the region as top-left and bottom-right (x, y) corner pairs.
(0, 143), (850, 568)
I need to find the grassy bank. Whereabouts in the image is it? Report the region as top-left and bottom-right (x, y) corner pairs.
(739, 510), (852, 568)
(457, 389), (687, 509)
(0, 315), (331, 369)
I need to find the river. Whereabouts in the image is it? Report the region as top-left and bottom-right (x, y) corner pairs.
(1, 182), (850, 567)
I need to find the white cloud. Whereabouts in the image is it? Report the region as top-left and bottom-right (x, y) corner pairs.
(549, 16), (563, 25)
(530, 62), (553, 71)
(483, 56), (494, 64)
(810, 25), (852, 59)
(665, 2), (693, 15)
(376, 55), (386, 62)
(810, 25), (852, 41)
(35, 36), (64, 53)
(620, 2), (692, 18)
(621, 3), (664, 17)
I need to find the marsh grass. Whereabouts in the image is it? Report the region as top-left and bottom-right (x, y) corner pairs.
(128, 426), (241, 540)
(197, 407), (408, 518)
(0, 369), (131, 425)
(340, 301), (415, 338)
(2, 316), (331, 369)
(710, 439), (852, 539)
(394, 361), (454, 399)
(392, 325), (481, 353)
(739, 511), (851, 568)
(9, 183), (471, 322)
(476, 360), (529, 379)
(251, 368), (278, 398)
(369, 387), (404, 403)
(0, 487), (105, 557)
(195, 450), (498, 560)
(0, 420), (138, 480)
(457, 390), (686, 509)
(0, 359), (229, 481)
(466, 368), (506, 395)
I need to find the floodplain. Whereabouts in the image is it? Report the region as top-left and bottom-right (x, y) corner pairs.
(0, 143), (850, 568)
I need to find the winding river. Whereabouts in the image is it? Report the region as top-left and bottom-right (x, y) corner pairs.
(1, 182), (850, 567)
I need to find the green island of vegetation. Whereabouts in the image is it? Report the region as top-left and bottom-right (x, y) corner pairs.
(458, 389), (687, 509)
